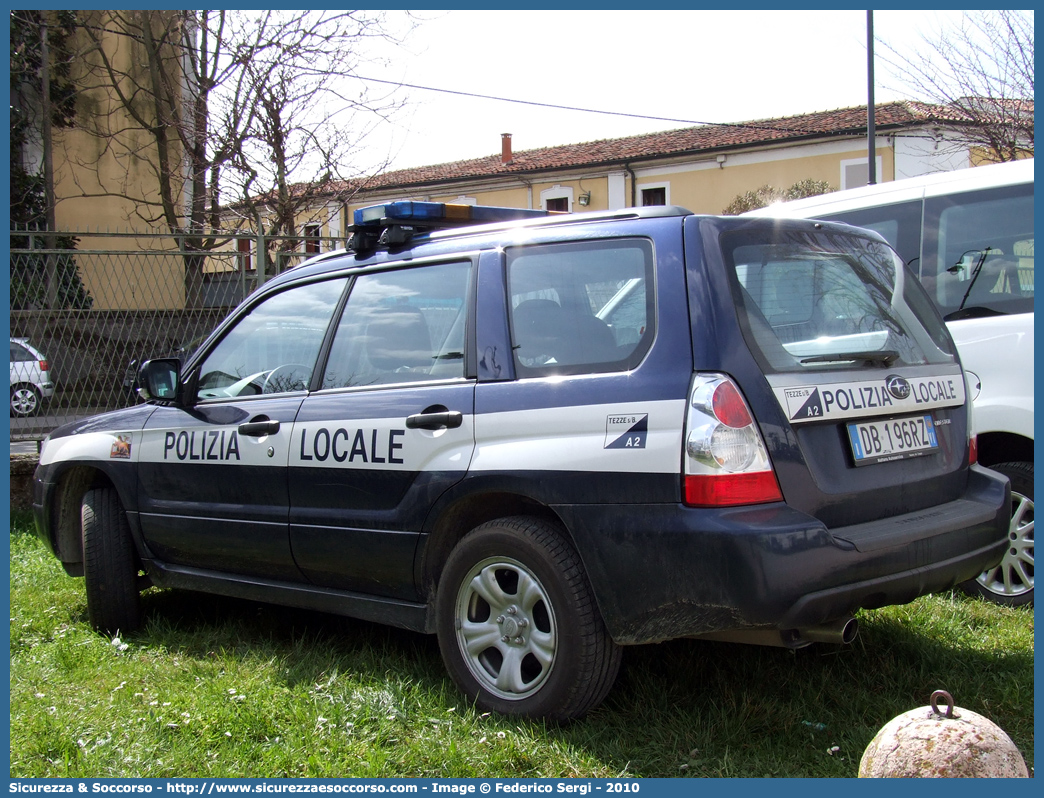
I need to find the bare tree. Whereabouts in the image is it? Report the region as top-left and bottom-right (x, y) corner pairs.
(223, 11), (407, 272)
(878, 10), (1033, 162)
(69, 10), (411, 306)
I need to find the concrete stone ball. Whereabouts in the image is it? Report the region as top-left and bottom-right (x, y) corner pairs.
(859, 702), (1029, 778)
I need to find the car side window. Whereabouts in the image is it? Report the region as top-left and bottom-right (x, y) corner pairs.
(507, 239), (654, 376)
(819, 200), (923, 269)
(321, 260), (472, 390)
(923, 183), (1034, 317)
(195, 278), (347, 400)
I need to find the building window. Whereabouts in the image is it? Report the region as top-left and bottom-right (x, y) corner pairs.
(640, 185), (668, 206)
(237, 237), (252, 271)
(304, 224), (321, 254)
(841, 156), (884, 190)
(540, 184), (574, 212)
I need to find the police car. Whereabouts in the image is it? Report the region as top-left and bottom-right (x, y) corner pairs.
(33, 201), (1010, 720)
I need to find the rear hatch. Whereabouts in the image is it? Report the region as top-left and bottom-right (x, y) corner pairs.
(719, 221), (970, 528)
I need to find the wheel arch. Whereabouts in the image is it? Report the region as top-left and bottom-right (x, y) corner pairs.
(418, 490), (567, 599)
(977, 431), (1033, 469)
(49, 464), (122, 573)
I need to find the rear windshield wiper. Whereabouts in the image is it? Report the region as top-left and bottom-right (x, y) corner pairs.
(951, 246), (993, 314)
(800, 350), (900, 366)
(943, 306), (1006, 322)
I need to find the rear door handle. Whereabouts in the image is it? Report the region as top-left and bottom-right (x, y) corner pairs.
(405, 411), (463, 430)
(238, 418), (281, 437)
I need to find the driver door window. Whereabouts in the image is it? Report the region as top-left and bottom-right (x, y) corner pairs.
(196, 279), (347, 400)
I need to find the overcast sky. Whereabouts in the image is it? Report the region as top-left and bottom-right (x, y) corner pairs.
(340, 9), (973, 173)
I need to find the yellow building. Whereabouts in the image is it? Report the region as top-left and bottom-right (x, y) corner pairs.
(44, 11), (192, 311)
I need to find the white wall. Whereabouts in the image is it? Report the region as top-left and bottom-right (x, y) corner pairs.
(893, 131), (971, 180)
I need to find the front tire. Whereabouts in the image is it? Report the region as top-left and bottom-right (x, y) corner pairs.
(960, 461), (1033, 607)
(435, 517), (621, 721)
(82, 488), (143, 633)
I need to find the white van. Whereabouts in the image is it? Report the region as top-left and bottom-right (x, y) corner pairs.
(748, 159), (1034, 606)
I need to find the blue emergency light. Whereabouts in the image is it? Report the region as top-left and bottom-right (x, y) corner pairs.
(347, 201), (552, 252)
(353, 201), (548, 228)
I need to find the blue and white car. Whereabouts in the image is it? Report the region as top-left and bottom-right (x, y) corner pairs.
(33, 202), (1010, 719)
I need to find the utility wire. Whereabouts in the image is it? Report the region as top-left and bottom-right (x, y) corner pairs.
(353, 74), (847, 137)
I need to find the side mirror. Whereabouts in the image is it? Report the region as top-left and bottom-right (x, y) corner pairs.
(138, 358), (181, 403)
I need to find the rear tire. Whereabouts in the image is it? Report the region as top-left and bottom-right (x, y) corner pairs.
(10, 384), (41, 417)
(82, 488), (143, 633)
(960, 461), (1033, 607)
(435, 516), (621, 721)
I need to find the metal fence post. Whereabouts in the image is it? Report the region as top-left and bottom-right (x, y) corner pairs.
(255, 219), (267, 288)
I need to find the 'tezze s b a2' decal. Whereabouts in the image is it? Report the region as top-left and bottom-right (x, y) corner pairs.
(604, 414), (648, 449)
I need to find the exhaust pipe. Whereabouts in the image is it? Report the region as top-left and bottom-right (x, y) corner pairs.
(799, 616), (859, 645)
(692, 616), (858, 649)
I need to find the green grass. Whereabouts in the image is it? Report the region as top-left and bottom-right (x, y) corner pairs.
(10, 510), (1033, 778)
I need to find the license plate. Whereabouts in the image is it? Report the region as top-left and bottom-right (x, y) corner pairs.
(847, 414), (939, 466)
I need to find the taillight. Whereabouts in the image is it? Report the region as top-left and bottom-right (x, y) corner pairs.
(969, 435), (978, 466)
(684, 374), (782, 507)
(38, 360), (49, 373)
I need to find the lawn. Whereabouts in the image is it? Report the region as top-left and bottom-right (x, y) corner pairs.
(9, 511), (1034, 778)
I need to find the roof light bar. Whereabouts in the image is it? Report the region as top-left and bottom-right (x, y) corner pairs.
(347, 201), (552, 253)
(353, 201), (548, 228)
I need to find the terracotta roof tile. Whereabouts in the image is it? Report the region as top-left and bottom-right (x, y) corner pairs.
(342, 102), (958, 193)
(317, 99), (1027, 198)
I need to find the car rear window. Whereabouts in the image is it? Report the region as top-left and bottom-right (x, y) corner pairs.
(10, 342), (34, 362)
(506, 239), (654, 376)
(724, 226), (957, 374)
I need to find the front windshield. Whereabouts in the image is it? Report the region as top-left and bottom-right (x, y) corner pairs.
(725, 227), (957, 374)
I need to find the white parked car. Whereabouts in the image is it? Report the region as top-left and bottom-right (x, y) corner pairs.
(10, 337), (55, 417)
(748, 159), (1034, 606)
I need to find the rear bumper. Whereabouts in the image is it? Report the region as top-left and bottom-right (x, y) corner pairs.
(557, 465), (1010, 644)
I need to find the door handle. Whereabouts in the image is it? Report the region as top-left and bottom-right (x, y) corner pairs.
(405, 410), (464, 430)
(238, 418), (280, 436)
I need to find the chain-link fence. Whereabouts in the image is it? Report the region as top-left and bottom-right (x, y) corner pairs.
(10, 228), (344, 440)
